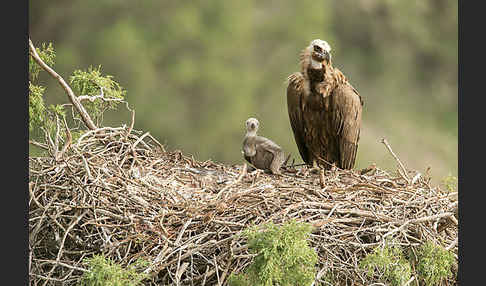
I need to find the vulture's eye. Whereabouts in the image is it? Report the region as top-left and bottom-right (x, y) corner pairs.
(314, 45), (322, 52)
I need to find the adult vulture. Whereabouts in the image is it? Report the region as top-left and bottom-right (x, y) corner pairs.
(286, 39), (363, 170)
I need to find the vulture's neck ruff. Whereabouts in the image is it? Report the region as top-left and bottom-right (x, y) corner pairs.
(300, 47), (333, 88)
(245, 130), (257, 137)
(310, 58), (323, 70)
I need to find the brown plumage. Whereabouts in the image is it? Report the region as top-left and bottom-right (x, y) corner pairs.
(286, 39), (363, 170)
(242, 118), (285, 174)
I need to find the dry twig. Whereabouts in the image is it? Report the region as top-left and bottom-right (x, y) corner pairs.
(381, 138), (410, 182)
(29, 121), (458, 285)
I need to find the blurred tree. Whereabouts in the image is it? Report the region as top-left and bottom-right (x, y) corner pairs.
(29, 0), (457, 183)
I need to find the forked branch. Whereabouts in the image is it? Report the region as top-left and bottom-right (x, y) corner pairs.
(29, 38), (97, 130)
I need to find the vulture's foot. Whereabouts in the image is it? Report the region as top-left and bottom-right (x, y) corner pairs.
(309, 160), (321, 174)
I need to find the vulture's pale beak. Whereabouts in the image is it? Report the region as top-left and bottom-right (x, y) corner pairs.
(312, 49), (329, 63)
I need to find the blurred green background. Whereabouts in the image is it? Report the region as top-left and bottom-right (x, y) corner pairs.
(29, 0), (457, 184)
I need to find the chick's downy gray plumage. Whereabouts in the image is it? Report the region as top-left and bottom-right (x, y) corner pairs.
(242, 118), (285, 174)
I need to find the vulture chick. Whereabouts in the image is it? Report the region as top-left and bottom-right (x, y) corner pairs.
(286, 39), (363, 170)
(242, 118), (285, 175)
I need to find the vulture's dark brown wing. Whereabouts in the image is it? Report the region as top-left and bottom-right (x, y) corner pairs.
(286, 72), (310, 164)
(330, 82), (363, 169)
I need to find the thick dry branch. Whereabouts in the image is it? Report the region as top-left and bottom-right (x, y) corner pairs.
(29, 38), (97, 130)
(29, 140), (49, 150)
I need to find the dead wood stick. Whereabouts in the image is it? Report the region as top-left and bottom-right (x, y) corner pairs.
(29, 38), (97, 130)
(407, 212), (454, 224)
(236, 163), (247, 183)
(198, 266), (214, 286)
(446, 238), (458, 250)
(157, 240), (217, 270)
(56, 116), (72, 160)
(269, 201), (395, 223)
(219, 257), (232, 286)
(175, 261), (189, 285)
(216, 164), (247, 199)
(54, 114), (61, 159)
(29, 140), (49, 150)
(283, 153), (291, 167)
(175, 218), (193, 246)
(127, 108), (135, 137)
(213, 255), (221, 286)
(132, 132), (151, 150)
(448, 215), (458, 225)
(34, 259), (88, 273)
(30, 273), (67, 283)
(94, 209), (131, 223)
(42, 210), (88, 286)
(381, 138), (410, 181)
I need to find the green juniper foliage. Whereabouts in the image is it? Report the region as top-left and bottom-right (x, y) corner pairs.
(29, 82), (46, 131)
(441, 174), (458, 193)
(29, 42), (55, 82)
(359, 244), (412, 286)
(360, 241), (456, 286)
(79, 254), (149, 286)
(228, 219), (318, 286)
(413, 241), (455, 286)
(70, 65), (126, 124)
(29, 42), (126, 152)
(29, 42), (55, 133)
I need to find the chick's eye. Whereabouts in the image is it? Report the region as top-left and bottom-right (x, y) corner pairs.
(314, 46), (322, 52)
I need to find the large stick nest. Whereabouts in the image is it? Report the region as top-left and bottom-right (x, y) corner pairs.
(29, 126), (458, 285)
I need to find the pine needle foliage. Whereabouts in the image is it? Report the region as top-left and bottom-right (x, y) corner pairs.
(228, 219), (318, 286)
(78, 254), (149, 286)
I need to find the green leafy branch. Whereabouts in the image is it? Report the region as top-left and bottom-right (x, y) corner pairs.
(29, 38), (98, 130)
(29, 38), (130, 159)
(79, 254), (149, 286)
(228, 219), (318, 286)
(359, 241), (456, 286)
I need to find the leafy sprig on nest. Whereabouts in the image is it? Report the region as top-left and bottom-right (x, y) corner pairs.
(229, 219), (318, 286)
(79, 255), (149, 286)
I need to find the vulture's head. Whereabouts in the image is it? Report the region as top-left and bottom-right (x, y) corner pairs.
(245, 117), (260, 134)
(306, 39), (332, 69)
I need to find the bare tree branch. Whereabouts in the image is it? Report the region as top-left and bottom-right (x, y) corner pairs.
(381, 138), (410, 182)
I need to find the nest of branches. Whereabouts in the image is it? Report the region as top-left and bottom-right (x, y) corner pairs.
(28, 122), (458, 285)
